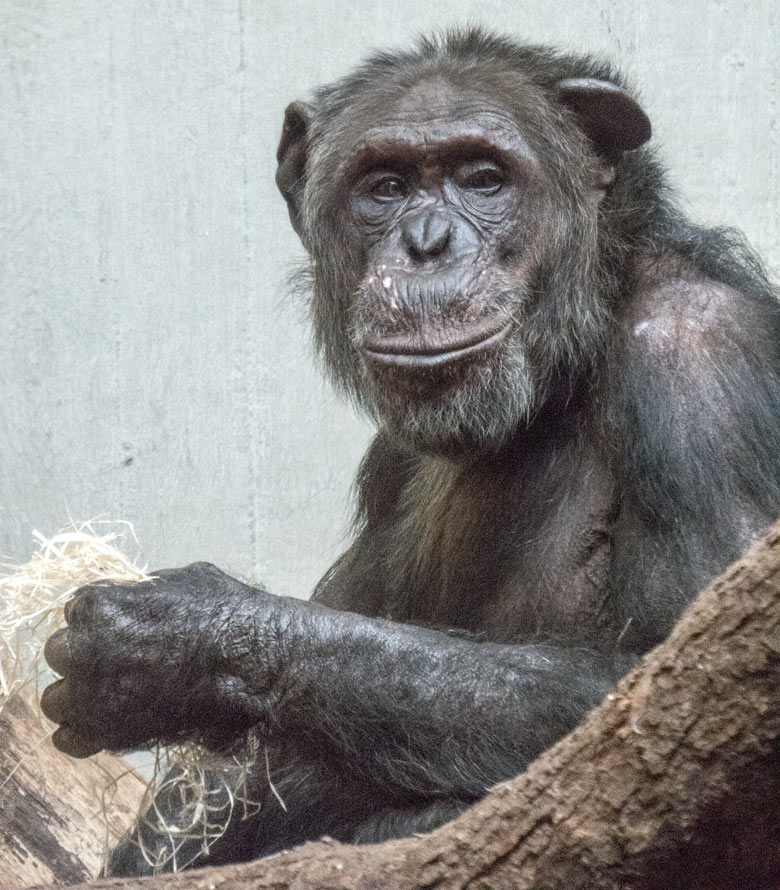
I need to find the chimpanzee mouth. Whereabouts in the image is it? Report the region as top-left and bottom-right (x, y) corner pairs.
(361, 321), (512, 370)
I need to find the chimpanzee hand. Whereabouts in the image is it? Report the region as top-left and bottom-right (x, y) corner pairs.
(41, 563), (283, 758)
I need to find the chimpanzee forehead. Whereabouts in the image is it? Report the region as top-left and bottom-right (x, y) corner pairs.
(337, 76), (539, 167)
(343, 74), (528, 134)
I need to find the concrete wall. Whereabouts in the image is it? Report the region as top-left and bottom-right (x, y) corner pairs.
(1, 0), (778, 598)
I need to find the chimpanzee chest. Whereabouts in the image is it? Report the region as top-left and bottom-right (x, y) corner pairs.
(392, 442), (625, 647)
(478, 510), (621, 645)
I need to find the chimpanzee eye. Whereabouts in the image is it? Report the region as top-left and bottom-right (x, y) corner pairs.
(369, 175), (409, 202)
(455, 162), (506, 194)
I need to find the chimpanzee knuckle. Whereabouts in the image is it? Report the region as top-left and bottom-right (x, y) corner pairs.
(64, 583), (119, 622)
(65, 583), (116, 626)
(40, 678), (70, 725)
(185, 560), (220, 573)
(63, 585), (97, 623)
(43, 628), (71, 676)
(147, 563), (228, 600)
(51, 726), (103, 759)
(185, 561), (231, 587)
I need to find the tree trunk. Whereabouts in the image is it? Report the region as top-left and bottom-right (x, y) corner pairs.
(0, 694), (145, 889)
(22, 520), (780, 890)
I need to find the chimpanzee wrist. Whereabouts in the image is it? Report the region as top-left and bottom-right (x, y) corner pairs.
(204, 583), (308, 740)
(224, 591), (349, 740)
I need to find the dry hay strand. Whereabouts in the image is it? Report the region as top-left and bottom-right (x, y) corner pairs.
(0, 520), (149, 702)
(0, 521), (260, 872)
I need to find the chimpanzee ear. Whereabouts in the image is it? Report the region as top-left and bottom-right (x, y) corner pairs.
(276, 101), (316, 243)
(556, 78), (651, 158)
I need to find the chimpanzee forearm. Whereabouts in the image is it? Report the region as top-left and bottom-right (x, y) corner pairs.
(105, 593), (632, 877)
(40, 564), (633, 798)
(232, 593), (635, 797)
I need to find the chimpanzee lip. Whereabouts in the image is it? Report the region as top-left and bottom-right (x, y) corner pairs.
(361, 321), (512, 369)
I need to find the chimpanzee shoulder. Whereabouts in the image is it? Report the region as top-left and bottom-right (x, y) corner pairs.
(598, 240), (780, 638)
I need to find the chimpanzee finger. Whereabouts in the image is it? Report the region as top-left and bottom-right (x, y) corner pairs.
(40, 678), (70, 725)
(44, 628), (71, 676)
(51, 725), (103, 759)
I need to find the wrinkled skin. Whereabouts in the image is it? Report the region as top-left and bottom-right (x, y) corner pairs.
(42, 565), (281, 757)
(42, 30), (780, 875)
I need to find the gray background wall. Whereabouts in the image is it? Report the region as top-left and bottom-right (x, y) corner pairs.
(1, 0), (778, 598)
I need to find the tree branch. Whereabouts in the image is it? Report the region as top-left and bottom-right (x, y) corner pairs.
(0, 694), (145, 888)
(27, 520), (780, 890)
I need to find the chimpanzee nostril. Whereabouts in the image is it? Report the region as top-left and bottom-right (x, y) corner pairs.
(402, 211), (452, 260)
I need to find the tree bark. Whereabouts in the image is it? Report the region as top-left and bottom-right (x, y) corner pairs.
(23, 520), (780, 890)
(0, 694), (145, 889)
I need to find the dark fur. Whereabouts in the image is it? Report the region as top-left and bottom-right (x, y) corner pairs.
(102, 30), (780, 874)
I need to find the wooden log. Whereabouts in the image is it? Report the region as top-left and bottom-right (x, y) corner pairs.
(0, 694), (145, 889)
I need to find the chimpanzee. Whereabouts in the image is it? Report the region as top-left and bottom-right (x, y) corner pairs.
(41, 29), (780, 874)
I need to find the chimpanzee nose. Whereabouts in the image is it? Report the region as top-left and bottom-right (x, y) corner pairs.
(402, 211), (452, 260)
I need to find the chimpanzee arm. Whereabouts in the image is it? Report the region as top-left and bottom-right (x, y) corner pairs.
(609, 272), (780, 643)
(42, 565), (634, 796)
(259, 604), (635, 796)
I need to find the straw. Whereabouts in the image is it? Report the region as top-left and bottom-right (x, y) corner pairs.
(0, 522), (259, 872)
